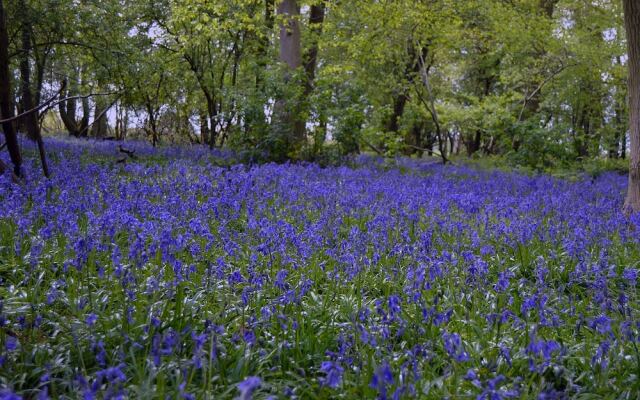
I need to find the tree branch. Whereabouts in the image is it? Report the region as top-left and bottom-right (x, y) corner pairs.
(0, 85), (119, 124)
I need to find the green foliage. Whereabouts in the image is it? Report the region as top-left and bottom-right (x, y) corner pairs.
(1, 0), (631, 166)
(507, 120), (574, 171)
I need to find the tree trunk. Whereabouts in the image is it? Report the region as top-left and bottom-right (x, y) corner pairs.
(623, 0), (640, 214)
(611, 99), (624, 159)
(0, 0), (22, 177)
(92, 96), (109, 138)
(539, 0), (559, 18)
(200, 112), (210, 145)
(59, 79), (78, 135)
(303, 2), (326, 96)
(272, 0), (304, 159)
(256, 0), (275, 89)
(278, 0), (302, 70)
(144, 101), (158, 147)
(467, 130), (482, 156)
(204, 93), (218, 148)
(19, 2), (49, 177)
(386, 93), (407, 135)
(59, 69), (89, 137)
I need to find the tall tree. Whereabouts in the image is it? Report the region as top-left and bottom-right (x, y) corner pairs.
(59, 73), (91, 137)
(19, 0), (49, 177)
(623, 0), (640, 214)
(0, 0), (22, 177)
(272, 0), (305, 159)
(303, 1), (326, 96)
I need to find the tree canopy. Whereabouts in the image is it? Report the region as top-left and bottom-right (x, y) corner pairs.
(0, 0), (631, 169)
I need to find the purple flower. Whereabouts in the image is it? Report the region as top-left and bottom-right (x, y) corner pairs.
(494, 270), (514, 292)
(86, 313), (98, 326)
(370, 361), (394, 399)
(5, 336), (18, 352)
(442, 332), (470, 362)
(179, 382), (195, 400)
(243, 330), (256, 346)
(320, 361), (344, 388)
(237, 376), (261, 400)
(464, 369), (482, 388)
(623, 268), (638, 284)
(588, 315), (612, 335)
(0, 390), (22, 400)
(96, 364), (126, 384)
(591, 340), (611, 369)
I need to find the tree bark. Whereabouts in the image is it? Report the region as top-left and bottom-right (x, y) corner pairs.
(200, 112), (210, 145)
(386, 93), (407, 135)
(272, 0), (305, 158)
(256, 0), (275, 89)
(384, 43), (422, 138)
(0, 0), (22, 177)
(19, 1), (49, 177)
(303, 2), (325, 96)
(623, 0), (640, 214)
(539, 0), (559, 18)
(58, 71), (89, 137)
(278, 0), (301, 70)
(91, 96), (109, 138)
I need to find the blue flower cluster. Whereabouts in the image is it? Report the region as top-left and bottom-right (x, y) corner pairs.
(0, 138), (638, 398)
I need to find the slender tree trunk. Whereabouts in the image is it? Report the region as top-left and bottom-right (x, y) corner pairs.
(19, 3), (49, 177)
(256, 0), (275, 89)
(385, 43), (422, 137)
(0, 0), (22, 177)
(303, 2), (326, 96)
(466, 130), (482, 156)
(200, 112), (210, 145)
(416, 46), (448, 164)
(121, 107), (128, 140)
(624, 0), (640, 214)
(144, 102), (158, 147)
(80, 94), (90, 137)
(59, 79), (78, 135)
(386, 93), (407, 135)
(611, 100), (623, 159)
(205, 94), (218, 148)
(92, 96), (108, 138)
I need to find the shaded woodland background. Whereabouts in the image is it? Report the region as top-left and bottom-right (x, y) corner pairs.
(0, 0), (632, 168)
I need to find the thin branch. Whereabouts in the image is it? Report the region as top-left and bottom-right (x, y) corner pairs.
(118, 145), (137, 159)
(0, 88), (119, 124)
(361, 137), (384, 155)
(8, 40), (127, 58)
(517, 62), (577, 122)
(406, 144), (455, 164)
(415, 40), (449, 165)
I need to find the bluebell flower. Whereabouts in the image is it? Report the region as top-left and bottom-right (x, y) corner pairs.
(86, 313), (98, 327)
(243, 330), (256, 346)
(179, 382), (195, 400)
(623, 268), (638, 284)
(588, 314), (612, 335)
(0, 390), (22, 400)
(5, 336), (18, 352)
(442, 332), (470, 362)
(370, 361), (394, 400)
(320, 361), (344, 388)
(237, 376), (261, 400)
(96, 364), (126, 384)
